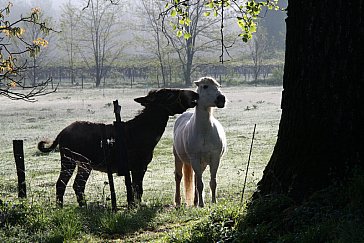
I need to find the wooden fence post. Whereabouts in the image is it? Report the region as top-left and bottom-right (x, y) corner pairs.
(13, 140), (26, 198)
(113, 100), (132, 206)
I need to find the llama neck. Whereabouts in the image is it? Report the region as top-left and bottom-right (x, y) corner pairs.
(127, 107), (169, 145)
(193, 105), (214, 130)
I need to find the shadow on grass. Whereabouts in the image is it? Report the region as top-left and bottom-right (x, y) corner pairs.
(76, 203), (162, 238)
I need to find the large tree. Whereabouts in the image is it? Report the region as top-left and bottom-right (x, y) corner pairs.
(254, 1), (364, 202)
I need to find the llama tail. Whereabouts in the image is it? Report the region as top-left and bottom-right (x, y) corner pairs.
(183, 163), (195, 206)
(38, 135), (59, 153)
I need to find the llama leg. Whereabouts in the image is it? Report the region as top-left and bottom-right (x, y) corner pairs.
(131, 169), (146, 203)
(209, 161), (219, 204)
(191, 160), (204, 207)
(195, 172), (204, 207)
(73, 162), (91, 207)
(174, 158), (183, 206)
(56, 156), (76, 207)
(124, 172), (134, 207)
(194, 174), (198, 206)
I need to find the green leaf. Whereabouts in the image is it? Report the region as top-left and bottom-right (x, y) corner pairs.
(184, 18), (191, 26)
(214, 9), (218, 17)
(250, 23), (257, 33)
(184, 32), (191, 39)
(204, 11), (211, 17)
(171, 9), (177, 17)
(177, 30), (183, 37)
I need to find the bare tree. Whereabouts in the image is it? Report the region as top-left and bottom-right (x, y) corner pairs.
(249, 26), (269, 82)
(59, 1), (81, 85)
(138, 0), (172, 87)
(76, 0), (125, 87)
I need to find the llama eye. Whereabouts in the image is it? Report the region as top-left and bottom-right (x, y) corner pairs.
(203, 85), (208, 89)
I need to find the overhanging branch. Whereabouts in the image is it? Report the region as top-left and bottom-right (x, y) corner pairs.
(0, 77), (58, 102)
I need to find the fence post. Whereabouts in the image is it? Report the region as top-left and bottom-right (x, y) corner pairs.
(113, 100), (133, 206)
(13, 140), (26, 198)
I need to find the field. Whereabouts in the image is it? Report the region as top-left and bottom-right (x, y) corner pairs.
(0, 85), (282, 241)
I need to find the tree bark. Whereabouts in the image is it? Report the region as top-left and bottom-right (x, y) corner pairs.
(255, 1), (364, 202)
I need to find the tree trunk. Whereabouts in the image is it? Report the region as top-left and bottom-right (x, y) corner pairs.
(95, 72), (101, 87)
(184, 37), (193, 86)
(255, 1), (364, 202)
(158, 56), (166, 87)
(184, 64), (192, 87)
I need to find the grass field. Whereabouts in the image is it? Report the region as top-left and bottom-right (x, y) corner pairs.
(0, 85), (282, 242)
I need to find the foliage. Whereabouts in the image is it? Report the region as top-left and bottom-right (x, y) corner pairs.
(162, 0), (280, 42)
(0, 2), (55, 101)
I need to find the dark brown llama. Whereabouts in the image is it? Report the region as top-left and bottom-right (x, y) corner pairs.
(38, 89), (198, 207)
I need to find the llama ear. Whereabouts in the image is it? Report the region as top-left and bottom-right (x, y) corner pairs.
(194, 80), (200, 87)
(134, 95), (156, 106)
(134, 97), (148, 105)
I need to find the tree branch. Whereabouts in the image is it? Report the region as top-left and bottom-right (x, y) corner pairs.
(0, 78), (58, 102)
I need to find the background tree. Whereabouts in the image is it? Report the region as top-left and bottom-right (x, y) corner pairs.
(260, 2), (286, 51)
(59, 1), (81, 85)
(248, 25), (268, 82)
(138, 0), (177, 87)
(75, 0), (125, 87)
(0, 3), (55, 101)
(162, 0), (224, 86)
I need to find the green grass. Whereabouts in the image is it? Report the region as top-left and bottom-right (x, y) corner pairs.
(0, 86), (282, 241)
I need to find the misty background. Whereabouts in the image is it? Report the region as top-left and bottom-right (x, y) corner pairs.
(1, 0), (286, 88)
